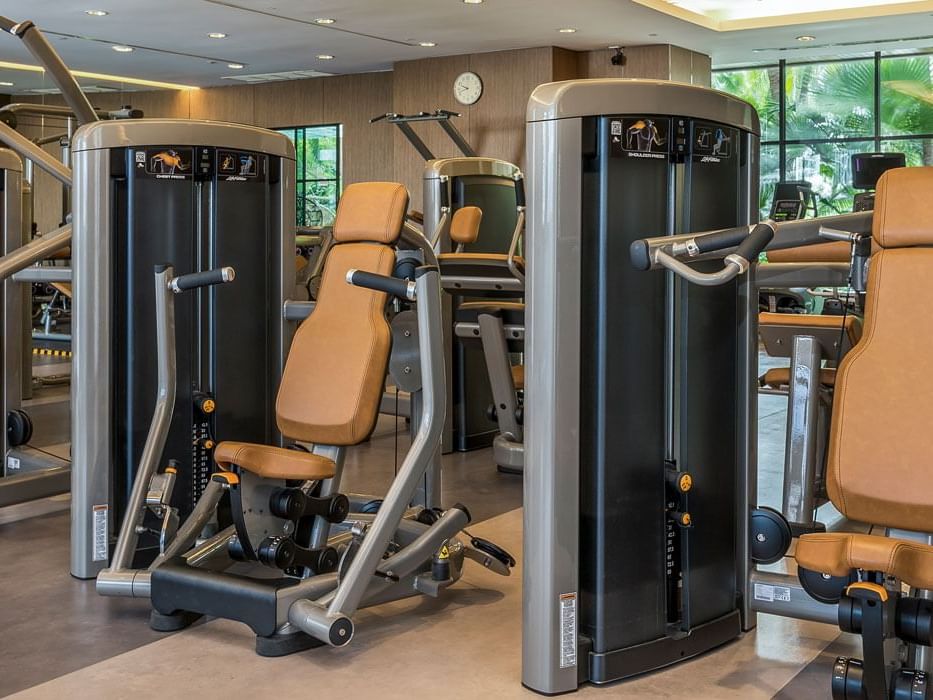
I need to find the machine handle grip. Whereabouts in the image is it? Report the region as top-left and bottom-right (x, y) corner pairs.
(514, 176), (526, 208)
(170, 267), (236, 293)
(692, 227), (752, 255)
(733, 223), (775, 263)
(346, 269), (416, 301)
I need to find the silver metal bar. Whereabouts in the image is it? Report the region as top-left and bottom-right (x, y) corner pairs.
(0, 466), (70, 507)
(32, 331), (70, 342)
(749, 569), (838, 625)
(108, 267), (177, 571)
(655, 249), (742, 286)
(756, 262), (850, 289)
(454, 321), (524, 340)
(13, 267), (72, 283)
(782, 336), (824, 530)
(326, 268), (445, 617)
(441, 275), (524, 292)
(400, 223), (439, 267)
(0, 122), (71, 186)
(506, 209), (526, 284)
(0, 224), (71, 282)
(6, 20), (99, 125)
(147, 479), (226, 569)
(477, 313), (522, 442)
(283, 299), (315, 321)
(33, 132), (69, 147)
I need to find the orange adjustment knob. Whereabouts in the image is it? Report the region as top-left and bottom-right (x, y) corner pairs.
(194, 392), (215, 414)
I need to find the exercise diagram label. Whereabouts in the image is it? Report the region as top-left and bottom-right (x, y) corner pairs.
(611, 117), (669, 160)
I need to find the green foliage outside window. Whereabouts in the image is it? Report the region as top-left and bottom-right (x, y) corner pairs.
(277, 124), (342, 228)
(714, 54), (933, 218)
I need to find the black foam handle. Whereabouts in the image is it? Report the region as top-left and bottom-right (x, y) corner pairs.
(692, 227), (752, 255)
(173, 267), (234, 291)
(347, 269), (412, 299)
(734, 223), (775, 262)
(514, 176), (526, 208)
(629, 240), (651, 271)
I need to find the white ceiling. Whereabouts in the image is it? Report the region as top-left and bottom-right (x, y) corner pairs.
(0, 0), (932, 93)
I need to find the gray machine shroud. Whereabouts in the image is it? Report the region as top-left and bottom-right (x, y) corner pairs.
(522, 79), (760, 694)
(71, 119), (295, 579)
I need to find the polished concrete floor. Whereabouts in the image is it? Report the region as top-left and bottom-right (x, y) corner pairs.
(0, 352), (855, 699)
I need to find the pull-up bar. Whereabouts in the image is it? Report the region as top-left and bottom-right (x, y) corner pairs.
(371, 109), (477, 159)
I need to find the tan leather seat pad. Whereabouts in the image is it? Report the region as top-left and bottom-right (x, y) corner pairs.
(759, 311), (863, 346)
(214, 441), (336, 481)
(796, 532), (933, 590)
(51, 282), (73, 298)
(276, 242), (395, 445)
(761, 366), (836, 389)
(296, 254), (308, 271)
(450, 206), (482, 245)
(458, 301), (526, 311)
(512, 364), (524, 390)
(767, 241), (852, 263)
(332, 182), (407, 244)
(874, 167), (933, 248)
(827, 249), (933, 532)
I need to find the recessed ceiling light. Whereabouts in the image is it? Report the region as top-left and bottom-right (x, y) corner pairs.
(314, 18), (336, 24)
(558, 27), (577, 33)
(227, 63), (244, 69)
(0, 81), (13, 86)
(796, 35), (816, 41)
(418, 41), (437, 47)
(85, 10), (108, 16)
(207, 32), (227, 39)
(316, 54), (335, 60)
(112, 45), (134, 52)
(463, 0), (484, 4)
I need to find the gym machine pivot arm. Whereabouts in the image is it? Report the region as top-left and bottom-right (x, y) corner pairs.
(630, 222), (776, 285)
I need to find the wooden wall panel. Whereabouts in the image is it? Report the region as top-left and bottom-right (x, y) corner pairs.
(391, 54), (471, 208)
(253, 79), (324, 129)
(190, 84), (255, 123)
(321, 71), (394, 186)
(552, 48), (585, 83)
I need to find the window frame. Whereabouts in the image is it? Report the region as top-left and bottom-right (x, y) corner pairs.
(714, 51), (933, 215)
(276, 123), (343, 228)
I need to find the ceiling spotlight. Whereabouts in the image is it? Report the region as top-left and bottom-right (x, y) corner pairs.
(316, 54), (335, 60)
(112, 45), (134, 52)
(314, 18), (336, 24)
(85, 9), (108, 16)
(207, 32), (227, 39)
(418, 41), (437, 47)
(0, 81), (13, 86)
(227, 63), (244, 69)
(796, 35), (816, 42)
(558, 27), (577, 33)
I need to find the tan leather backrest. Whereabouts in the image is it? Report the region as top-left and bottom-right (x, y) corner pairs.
(332, 182), (408, 244)
(276, 182), (409, 446)
(767, 241), (851, 263)
(873, 167), (933, 248)
(450, 206), (482, 245)
(827, 170), (933, 532)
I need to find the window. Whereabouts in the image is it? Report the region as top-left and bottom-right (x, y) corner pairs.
(714, 52), (933, 218)
(277, 124), (342, 228)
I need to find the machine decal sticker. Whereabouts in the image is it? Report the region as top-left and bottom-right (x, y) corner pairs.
(93, 504), (109, 561)
(693, 122), (736, 163)
(611, 117), (669, 159)
(559, 592), (577, 668)
(753, 582), (791, 603)
(218, 150), (259, 181)
(139, 147), (194, 179)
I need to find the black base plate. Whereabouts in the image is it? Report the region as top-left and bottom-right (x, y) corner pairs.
(149, 609), (204, 632)
(256, 631), (325, 657)
(587, 610), (742, 685)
